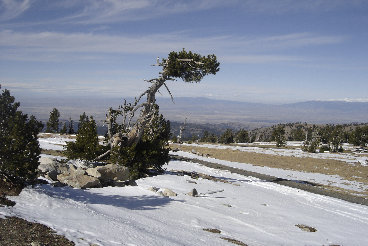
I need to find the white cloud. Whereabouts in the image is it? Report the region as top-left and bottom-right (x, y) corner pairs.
(0, 30), (345, 63)
(240, 0), (365, 14)
(221, 55), (303, 64)
(0, 0), (30, 21)
(12, 0), (236, 25)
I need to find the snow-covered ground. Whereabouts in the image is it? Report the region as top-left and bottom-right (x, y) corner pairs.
(172, 151), (368, 195)
(1, 135), (367, 245)
(38, 134), (75, 151)
(182, 142), (368, 166)
(1, 159), (368, 245)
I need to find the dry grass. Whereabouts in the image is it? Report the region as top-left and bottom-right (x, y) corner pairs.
(172, 144), (368, 198)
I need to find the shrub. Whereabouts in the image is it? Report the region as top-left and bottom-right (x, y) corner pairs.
(0, 86), (42, 183)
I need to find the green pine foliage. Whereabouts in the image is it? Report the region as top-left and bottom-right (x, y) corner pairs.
(78, 112), (88, 133)
(68, 118), (75, 134)
(65, 115), (107, 161)
(290, 127), (305, 141)
(235, 129), (249, 143)
(110, 108), (171, 179)
(272, 125), (286, 147)
(46, 108), (60, 133)
(0, 86), (42, 183)
(60, 122), (67, 134)
(219, 129), (234, 144)
(349, 126), (368, 147)
(162, 49), (220, 83)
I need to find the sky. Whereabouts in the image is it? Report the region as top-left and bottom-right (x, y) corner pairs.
(1, 0), (368, 104)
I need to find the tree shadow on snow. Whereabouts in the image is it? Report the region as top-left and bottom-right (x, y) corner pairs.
(34, 184), (176, 210)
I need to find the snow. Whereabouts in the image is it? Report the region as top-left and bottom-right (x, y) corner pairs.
(1, 135), (367, 245)
(38, 136), (74, 151)
(183, 142), (368, 166)
(172, 150), (368, 194)
(1, 160), (368, 245)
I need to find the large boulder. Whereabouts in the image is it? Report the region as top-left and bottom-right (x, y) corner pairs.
(161, 188), (177, 197)
(57, 173), (101, 189)
(38, 156), (57, 173)
(86, 164), (130, 183)
(38, 157), (68, 181)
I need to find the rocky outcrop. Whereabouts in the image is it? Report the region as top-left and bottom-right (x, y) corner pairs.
(38, 157), (130, 189)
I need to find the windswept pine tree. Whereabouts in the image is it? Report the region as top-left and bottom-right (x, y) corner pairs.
(99, 49), (220, 178)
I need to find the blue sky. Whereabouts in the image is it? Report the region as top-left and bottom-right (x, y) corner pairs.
(1, 0), (368, 103)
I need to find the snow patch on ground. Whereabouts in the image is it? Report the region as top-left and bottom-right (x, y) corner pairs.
(182, 142), (368, 166)
(9, 135), (364, 245)
(38, 137), (74, 151)
(172, 150), (368, 194)
(1, 160), (368, 245)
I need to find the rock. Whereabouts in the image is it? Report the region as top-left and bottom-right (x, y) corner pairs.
(203, 228), (221, 234)
(86, 167), (101, 178)
(38, 156), (57, 173)
(86, 164), (129, 182)
(187, 188), (198, 197)
(68, 165), (86, 176)
(148, 186), (159, 192)
(295, 224), (317, 232)
(45, 171), (58, 181)
(52, 181), (66, 187)
(112, 181), (126, 187)
(38, 157), (68, 181)
(127, 180), (137, 186)
(57, 173), (101, 189)
(162, 188), (177, 197)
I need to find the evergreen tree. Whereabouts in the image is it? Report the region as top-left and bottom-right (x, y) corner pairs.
(65, 115), (106, 161)
(60, 122), (67, 134)
(349, 126), (368, 147)
(330, 125), (344, 152)
(291, 127), (305, 141)
(0, 86), (42, 183)
(68, 117), (75, 134)
(272, 125), (286, 147)
(208, 133), (218, 143)
(219, 129), (234, 144)
(46, 108), (60, 133)
(200, 130), (210, 142)
(235, 129), (249, 143)
(110, 105), (171, 179)
(78, 112), (88, 133)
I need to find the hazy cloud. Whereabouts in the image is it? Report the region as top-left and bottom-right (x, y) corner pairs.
(0, 0), (30, 21)
(0, 30), (344, 63)
(240, 0), (365, 14)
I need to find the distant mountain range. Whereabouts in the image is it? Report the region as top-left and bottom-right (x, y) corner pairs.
(18, 96), (368, 128)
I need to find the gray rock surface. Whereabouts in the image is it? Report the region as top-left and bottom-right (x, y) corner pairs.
(57, 173), (101, 189)
(39, 157), (130, 189)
